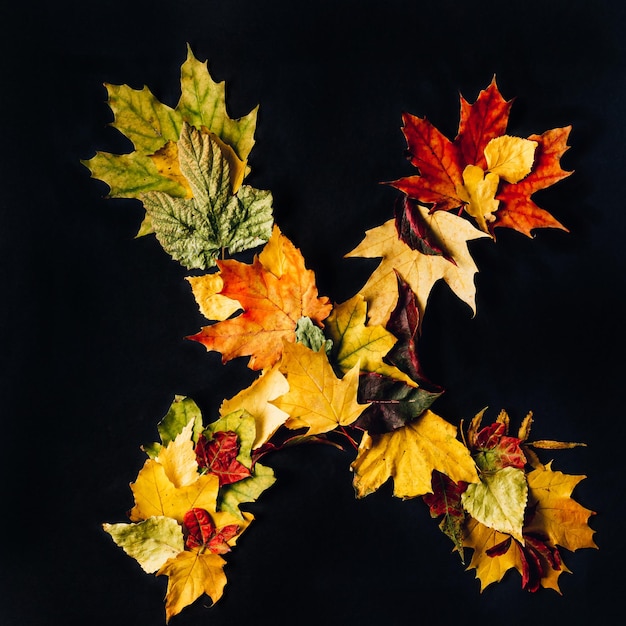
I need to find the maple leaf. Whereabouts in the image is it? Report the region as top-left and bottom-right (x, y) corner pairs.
(158, 550), (227, 622)
(103, 516), (185, 573)
(271, 341), (368, 436)
(346, 211), (488, 326)
(142, 123), (273, 269)
(463, 518), (571, 593)
(351, 410), (479, 498)
(189, 225), (332, 370)
(524, 463), (597, 552)
(83, 46), (259, 233)
(390, 78), (571, 237)
(325, 293), (417, 385)
(495, 127), (572, 236)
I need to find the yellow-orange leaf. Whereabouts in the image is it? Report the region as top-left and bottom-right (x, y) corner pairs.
(158, 551), (227, 622)
(220, 363), (290, 448)
(187, 273), (241, 322)
(189, 225), (332, 370)
(463, 517), (522, 590)
(272, 342), (367, 436)
(351, 410), (479, 498)
(346, 210), (489, 326)
(129, 459), (219, 524)
(525, 463), (597, 552)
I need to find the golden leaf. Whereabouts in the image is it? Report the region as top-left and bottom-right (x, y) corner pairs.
(351, 410), (479, 498)
(272, 342), (367, 436)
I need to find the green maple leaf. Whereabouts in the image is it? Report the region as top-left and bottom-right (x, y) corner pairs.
(82, 45), (267, 245)
(142, 123), (273, 269)
(103, 516), (184, 573)
(461, 466), (528, 542)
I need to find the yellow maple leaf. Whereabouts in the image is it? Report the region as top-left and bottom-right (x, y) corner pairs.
(345, 210), (489, 326)
(220, 363), (290, 448)
(463, 517), (522, 590)
(351, 410), (479, 498)
(129, 459), (219, 524)
(325, 293), (416, 386)
(463, 516), (572, 593)
(271, 342), (368, 436)
(525, 462), (597, 551)
(158, 550), (227, 622)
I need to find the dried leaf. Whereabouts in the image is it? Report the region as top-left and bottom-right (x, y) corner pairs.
(189, 225), (332, 370)
(346, 213), (488, 326)
(272, 342), (368, 436)
(351, 410), (479, 498)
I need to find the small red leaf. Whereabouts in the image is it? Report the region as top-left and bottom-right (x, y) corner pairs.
(208, 524), (240, 555)
(196, 431), (252, 486)
(183, 508), (216, 550)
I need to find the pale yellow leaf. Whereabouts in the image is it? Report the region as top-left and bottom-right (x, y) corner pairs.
(220, 364), (290, 448)
(460, 165), (500, 233)
(156, 419), (199, 488)
(346, 211), (489, 326)
(187, 273), (242, 322)
(484, 135), (537, 183)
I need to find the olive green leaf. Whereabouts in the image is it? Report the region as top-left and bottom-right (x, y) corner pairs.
(142, 124), (273, 269)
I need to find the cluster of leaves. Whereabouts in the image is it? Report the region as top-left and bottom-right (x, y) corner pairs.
(91, 48), (596, 621)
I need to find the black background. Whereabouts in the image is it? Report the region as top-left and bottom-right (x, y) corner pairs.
(1, 1), (624, 624)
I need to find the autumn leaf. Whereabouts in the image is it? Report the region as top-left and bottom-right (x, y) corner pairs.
(142, 123), (273, 269)
(129, 459), (219, 524)
(423, 471), (468, 562)
(143, 395), (204, 458)
(271, 341), (368, 436)
(351, 410), (479, 498)
(83, 45), (260, 236)
(203, 410), (256, 468)
(355, 373), (442, 434)
(195, 431), (252, 486)
(463, 517), (524, 590)
(103, 517), (184, 573)
(158, 551), (227, 622)
(461, 466), (528, 543)
(495, 127), (572, 236)
(189, 225), (332, 370)
(156, 418), (200, 488)
(219, 463), (276, 519)
(220, 364), (290, 449)
(346, 211), (488, 326)
(325, 293), (417, 385)
(390, 78), (570, 237)
(524, 463), (597, 552)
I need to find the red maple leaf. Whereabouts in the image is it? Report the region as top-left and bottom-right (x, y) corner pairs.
(195, 431), (252, 486)
(390, 78), (571, 237)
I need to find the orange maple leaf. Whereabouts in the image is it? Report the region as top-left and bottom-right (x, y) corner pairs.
(391, 78), (571, 237)
(189, 225), (332, 370)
